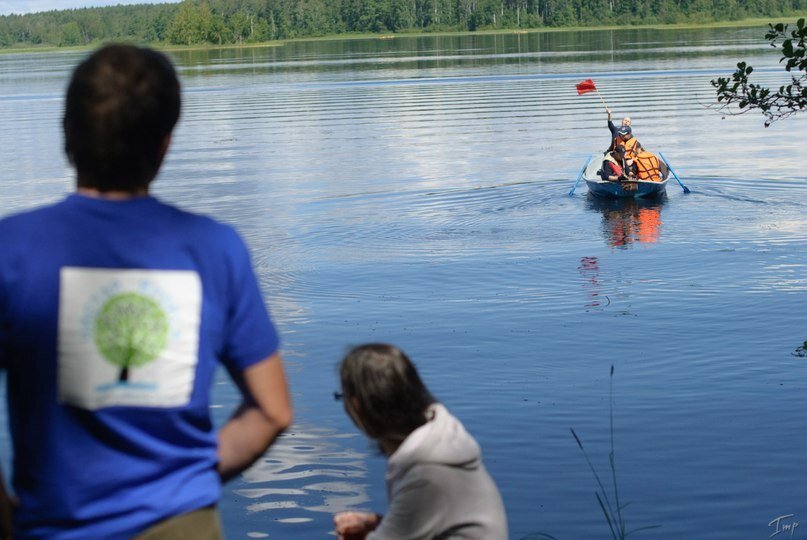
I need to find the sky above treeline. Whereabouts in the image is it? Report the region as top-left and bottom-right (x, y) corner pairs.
(0, 0), (178, 15)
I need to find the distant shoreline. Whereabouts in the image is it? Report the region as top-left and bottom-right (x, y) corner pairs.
(0, 15), (803, 55)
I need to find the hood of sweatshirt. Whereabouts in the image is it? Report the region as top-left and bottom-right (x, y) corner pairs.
(386, 403), (481, 482)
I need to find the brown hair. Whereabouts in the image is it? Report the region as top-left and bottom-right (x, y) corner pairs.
(339, 344), (436, 445)
(63, 44), (181, 192)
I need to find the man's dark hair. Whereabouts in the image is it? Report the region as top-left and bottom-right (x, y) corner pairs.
(64, 44), (181, 192)
(340, 344), (436, 445)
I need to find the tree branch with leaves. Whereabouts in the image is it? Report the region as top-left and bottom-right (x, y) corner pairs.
(712, 18), (807, 126)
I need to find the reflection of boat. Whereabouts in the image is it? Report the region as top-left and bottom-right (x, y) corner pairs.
(586, 193), (666, 247)
(582, 153), (669, 198)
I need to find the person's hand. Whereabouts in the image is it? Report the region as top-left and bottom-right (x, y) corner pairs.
(334, 511), (380, 540)
(606, 108), (612, 120)
(0, 487), (17, 540)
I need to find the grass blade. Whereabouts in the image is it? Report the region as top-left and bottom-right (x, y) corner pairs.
(570, 428), (617, 520)
(571, 366), (660, 540)
(627, 525), (662, 536)
(596, 492), (619, 540)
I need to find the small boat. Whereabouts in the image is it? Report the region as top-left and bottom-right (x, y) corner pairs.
(582, 153), (669, 198)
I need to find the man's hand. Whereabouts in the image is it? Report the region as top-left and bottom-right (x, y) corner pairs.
(0, 478), (16, 540)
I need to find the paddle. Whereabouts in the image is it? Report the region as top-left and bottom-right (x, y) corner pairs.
(568, 154), (593, 196)
(659, 152), (690, 194)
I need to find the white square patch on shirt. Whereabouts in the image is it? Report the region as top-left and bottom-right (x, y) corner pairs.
(58, 267), (202, 410)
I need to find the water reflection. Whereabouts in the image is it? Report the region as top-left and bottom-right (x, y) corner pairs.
(235, 425), (369, 522)
(586, 193), (666, 249)
(578, 256), (607, 311)
(166, 27), (768, 80)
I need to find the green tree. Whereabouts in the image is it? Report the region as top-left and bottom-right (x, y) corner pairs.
(230, 10), (251, 42)
(3, 0), (807, 48)
(192, 2), (222, 43)
(75, 11), (104, 43)
(712, 0), (739, 20)
(94, 292), (169, 383)
(168, 0), (204, 44)
(59, 21), (82, 45)
(712, 18), (807, 125)
(251, 16), (272, 41)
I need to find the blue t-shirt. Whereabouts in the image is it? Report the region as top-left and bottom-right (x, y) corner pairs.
(0, 194), (280, 539)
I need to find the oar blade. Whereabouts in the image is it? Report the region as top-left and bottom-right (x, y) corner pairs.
(659, 152), (690, 194)
(569, 155), (594, 196)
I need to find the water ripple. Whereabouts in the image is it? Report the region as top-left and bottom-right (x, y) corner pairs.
(236, 426), (369, 521)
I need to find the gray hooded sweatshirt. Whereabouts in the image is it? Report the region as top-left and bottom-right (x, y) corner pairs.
(367, 403), (508, 540)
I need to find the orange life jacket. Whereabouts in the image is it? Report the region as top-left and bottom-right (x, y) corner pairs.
(611, 136), (641, 159)
(634, 151), (662, 182)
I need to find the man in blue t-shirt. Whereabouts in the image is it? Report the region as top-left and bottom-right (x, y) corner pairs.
(0, 44), (292, 539)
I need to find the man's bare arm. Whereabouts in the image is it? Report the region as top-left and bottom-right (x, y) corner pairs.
(217, 352), (292, 482)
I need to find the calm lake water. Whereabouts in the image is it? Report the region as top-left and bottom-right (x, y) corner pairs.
(1, 24), (807, 539)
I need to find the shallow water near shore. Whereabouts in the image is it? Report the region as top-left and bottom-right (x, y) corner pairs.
(1, 25), (807, 539)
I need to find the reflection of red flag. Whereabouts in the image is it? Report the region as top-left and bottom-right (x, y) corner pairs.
(576, 79), (597, 95)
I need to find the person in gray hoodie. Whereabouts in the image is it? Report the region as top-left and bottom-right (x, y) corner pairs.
(333, 343), (508, 540)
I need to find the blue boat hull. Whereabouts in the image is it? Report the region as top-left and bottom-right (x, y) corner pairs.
(584, 178), (668, 198)
(582, 153), (669, 198)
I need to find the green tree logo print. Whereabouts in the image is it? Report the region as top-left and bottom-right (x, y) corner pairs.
(94, 292), (169, 383)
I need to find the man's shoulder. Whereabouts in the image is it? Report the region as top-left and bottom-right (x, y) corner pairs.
(0, 196), (243, 251)
(0, 198), (67, 234)
(162, 203), (242, 244)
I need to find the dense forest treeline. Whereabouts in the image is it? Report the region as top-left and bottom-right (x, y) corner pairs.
(0, 0), (805, 48)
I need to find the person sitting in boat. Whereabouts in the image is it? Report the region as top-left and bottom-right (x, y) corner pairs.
(633, 150), (668, 182)
(600, 145), (636, 182)
(612, 125), (642, 161)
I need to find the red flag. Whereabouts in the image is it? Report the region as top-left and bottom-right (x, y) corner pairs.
(576, 79), (597, 95)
